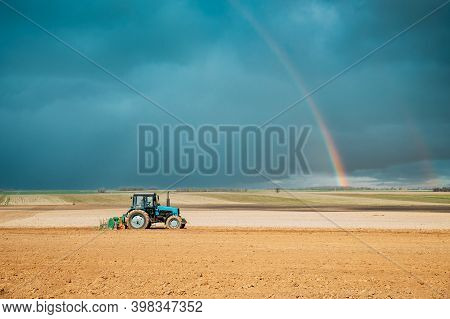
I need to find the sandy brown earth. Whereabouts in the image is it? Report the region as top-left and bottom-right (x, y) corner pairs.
(0, 227), (448, 299)
(1, 191), (448, 229)
(1, 207), (449, 229)
(0, 192), (448, 299)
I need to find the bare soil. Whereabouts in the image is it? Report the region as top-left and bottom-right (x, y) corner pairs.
(1, 206), (449, 229)
(0, 227), (448, 299)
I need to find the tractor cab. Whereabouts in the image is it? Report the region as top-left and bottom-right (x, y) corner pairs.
(131, 193), (159, 210)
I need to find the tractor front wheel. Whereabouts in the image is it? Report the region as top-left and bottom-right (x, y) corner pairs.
(126, 210), (150, 230)
(166, 216), (182, 229)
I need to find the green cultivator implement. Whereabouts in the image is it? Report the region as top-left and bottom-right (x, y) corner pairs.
(99, 216), (126, 230)
(100, 192), (187, 230)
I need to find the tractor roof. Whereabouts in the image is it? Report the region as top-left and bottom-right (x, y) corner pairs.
(133, 193), (156, 196)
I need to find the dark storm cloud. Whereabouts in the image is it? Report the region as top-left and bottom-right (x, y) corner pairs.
(0, 0), (449, 188)
(0, 1), (229, 76)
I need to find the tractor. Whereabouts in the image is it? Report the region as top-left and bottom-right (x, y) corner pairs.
(102, 192), (187, 230)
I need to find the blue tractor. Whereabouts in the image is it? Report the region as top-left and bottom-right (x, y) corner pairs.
(126, 193), (186, 229)
(104, 193), (187, 230)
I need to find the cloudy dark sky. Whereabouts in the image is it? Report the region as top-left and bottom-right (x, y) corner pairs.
(0, 0), (449, 189)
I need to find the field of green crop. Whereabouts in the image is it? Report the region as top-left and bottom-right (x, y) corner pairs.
(0, 190), (97, 195)
(0, 190), (449, 208)
(57, 193), (132, 205)
(0, 195), (6, 205)
(331, 193), (450, 204)
(0, 192), (132, 206)
(200, 191), (450, 207)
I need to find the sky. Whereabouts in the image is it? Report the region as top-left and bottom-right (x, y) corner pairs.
(0, 0), (449, 189)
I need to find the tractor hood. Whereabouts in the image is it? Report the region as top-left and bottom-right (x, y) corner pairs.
(157, 205), (180, 215)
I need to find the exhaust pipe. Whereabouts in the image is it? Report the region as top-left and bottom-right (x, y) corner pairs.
(167, 191), (170, 206)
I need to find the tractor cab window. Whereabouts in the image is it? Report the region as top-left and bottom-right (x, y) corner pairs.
(134, 196), (145, 208)
(145, 196), (154, 207)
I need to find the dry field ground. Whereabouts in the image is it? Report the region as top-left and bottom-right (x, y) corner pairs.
(0, 191), (449, 228)
(0, 191), (449, 298)
(0, 228), (448, 299)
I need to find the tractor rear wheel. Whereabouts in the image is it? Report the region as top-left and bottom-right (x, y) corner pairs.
(126, 210), (150, 230)
(166, 216), (182, 229)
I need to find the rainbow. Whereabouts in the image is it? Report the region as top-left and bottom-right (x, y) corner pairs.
(231, 0), (349, 187)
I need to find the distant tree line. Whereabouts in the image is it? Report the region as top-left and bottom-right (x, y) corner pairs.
(433, 187), (450, 192)
(117, 187), (148, 191)
(176, 188), (248, 192)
